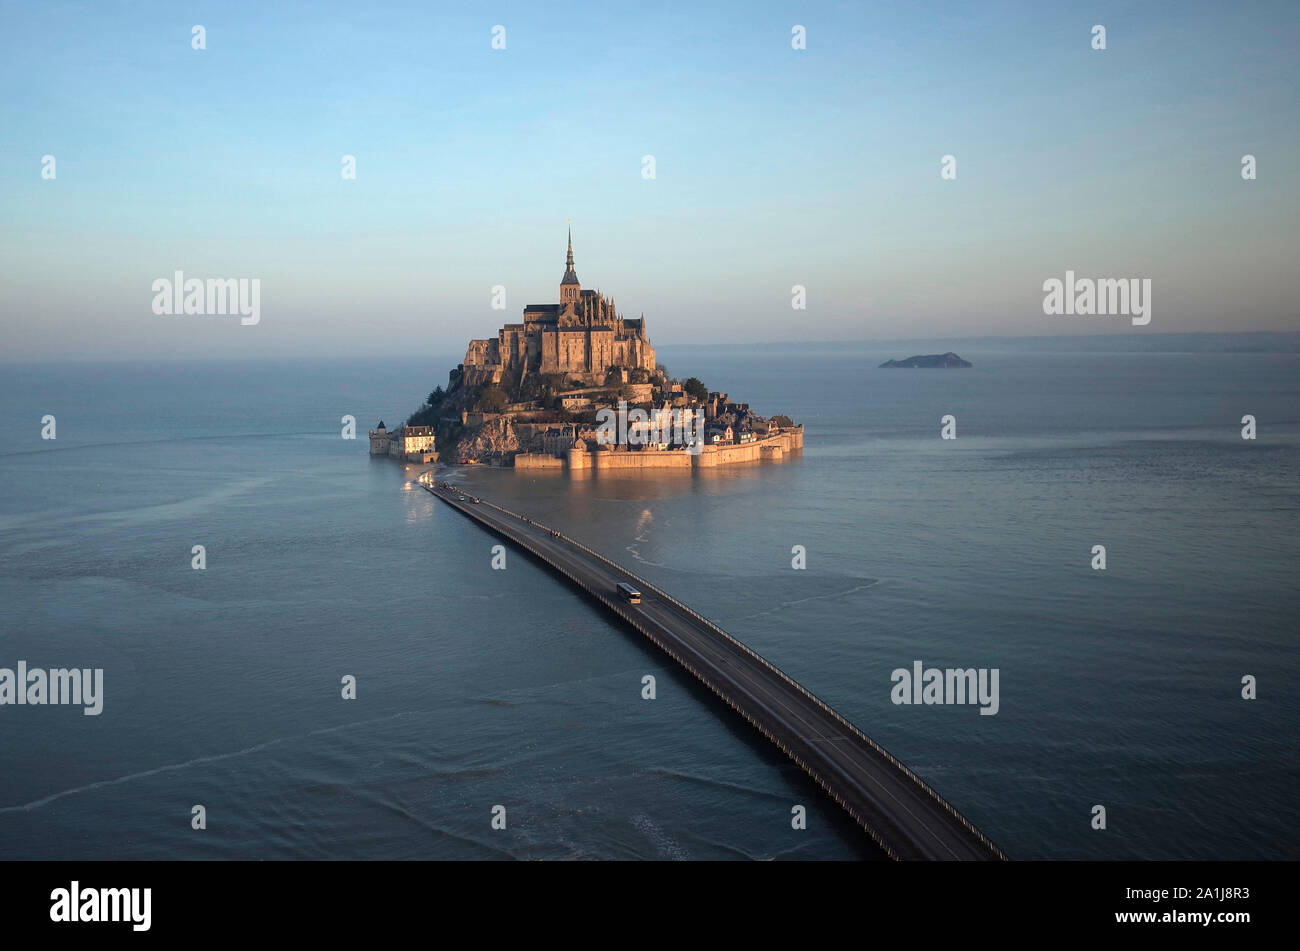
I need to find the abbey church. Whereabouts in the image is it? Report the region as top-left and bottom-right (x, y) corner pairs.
(461, 231), (657, 388)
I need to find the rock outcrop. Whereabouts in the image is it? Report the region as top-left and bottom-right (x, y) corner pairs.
(444, 416), (520, 464)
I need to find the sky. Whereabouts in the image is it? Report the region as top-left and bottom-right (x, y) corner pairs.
(0, 0), (1297, 361)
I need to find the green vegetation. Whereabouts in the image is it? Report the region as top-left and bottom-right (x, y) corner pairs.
(474, 384), (508, 414)
(405, 406), (433, 427)
(516, 372), (568, 407)
(405, 385), (448, 427)
(683, 377), (708, 402)
(438, 419), (464, 457)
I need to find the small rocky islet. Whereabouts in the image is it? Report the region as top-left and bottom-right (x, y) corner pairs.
(878, 352), (973, 368)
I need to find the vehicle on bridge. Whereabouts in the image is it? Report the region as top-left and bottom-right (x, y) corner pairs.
(616, 582), (642, 604)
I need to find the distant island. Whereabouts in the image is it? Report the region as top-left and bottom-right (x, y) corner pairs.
(879, 352), (972, 368)
(369, 230), (802, 470)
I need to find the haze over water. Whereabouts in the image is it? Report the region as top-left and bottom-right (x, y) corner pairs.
(1, 339), (1296, 859)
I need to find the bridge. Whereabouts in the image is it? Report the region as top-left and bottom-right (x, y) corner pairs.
(420, 479), (1006, 861)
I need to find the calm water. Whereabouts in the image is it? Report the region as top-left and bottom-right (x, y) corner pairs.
(0, 343), (1297, 860)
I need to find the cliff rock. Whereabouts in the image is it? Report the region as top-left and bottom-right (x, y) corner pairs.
(446, 416), (521, 463)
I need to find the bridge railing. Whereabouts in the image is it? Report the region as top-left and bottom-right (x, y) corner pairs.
(428, 484), (1005, 860)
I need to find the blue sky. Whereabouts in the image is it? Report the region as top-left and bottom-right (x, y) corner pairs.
(1, 0), (1297, 360)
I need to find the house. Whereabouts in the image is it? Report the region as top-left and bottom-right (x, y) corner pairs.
(540, 425), (577, 455)
(387, 425), (437, 462)
(706, 424), (734, 445)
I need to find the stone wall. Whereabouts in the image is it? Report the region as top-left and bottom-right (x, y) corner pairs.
(514, 452), (565, 469)
(567, 447), (692, 471)
(560, 427), (803, 471)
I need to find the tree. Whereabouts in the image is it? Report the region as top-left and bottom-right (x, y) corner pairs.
(604, 366), (624, 387)
(406, 404), (436, 427)
(683, 377), (708, 402)
(475, 384), (507, 414)
(629, 367), (650, 384)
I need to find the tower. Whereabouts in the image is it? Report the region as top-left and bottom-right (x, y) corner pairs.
(368, 420), (390, 456)
(560, 225), (580, 305)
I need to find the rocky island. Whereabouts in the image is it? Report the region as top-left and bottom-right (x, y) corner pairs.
(879, 352), (972, 368)
(370, 230), (803, 470)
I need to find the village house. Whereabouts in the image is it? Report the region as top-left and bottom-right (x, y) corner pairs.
(706, 424), (734, 445)
(539, 424), (578, 455)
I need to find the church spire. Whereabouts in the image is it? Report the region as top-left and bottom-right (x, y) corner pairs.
(560, 221), (580, 302)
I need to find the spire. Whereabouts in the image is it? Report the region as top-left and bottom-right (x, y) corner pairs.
(560, 221), (579, 288)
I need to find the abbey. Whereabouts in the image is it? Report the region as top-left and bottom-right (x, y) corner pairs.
(462, 230), (657, 387)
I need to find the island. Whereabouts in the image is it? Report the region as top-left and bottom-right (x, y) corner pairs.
(878, 352), (972, 368)
(369, 230), (803, 470)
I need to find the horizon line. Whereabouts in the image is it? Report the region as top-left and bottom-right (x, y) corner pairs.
(3, 329), (1299, 366)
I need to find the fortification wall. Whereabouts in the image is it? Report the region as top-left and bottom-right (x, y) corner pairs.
(524, 426), (802, 472)
(560, 429), (800, 471)
(561, 448), (688, 471)
(694, 441), (761, 467)
(515, 452), (564, 469)
(694, 428), (803, 466)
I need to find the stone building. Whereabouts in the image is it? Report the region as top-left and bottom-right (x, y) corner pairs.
(400, 425), (436, 456)
(384, 425), (437, 462)
(539, 424), (578, 455)
(368, 421), (391, 455)
(461, 230), (657, 388)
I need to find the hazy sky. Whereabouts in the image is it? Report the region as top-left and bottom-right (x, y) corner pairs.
(1, 0), (1297, 361)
